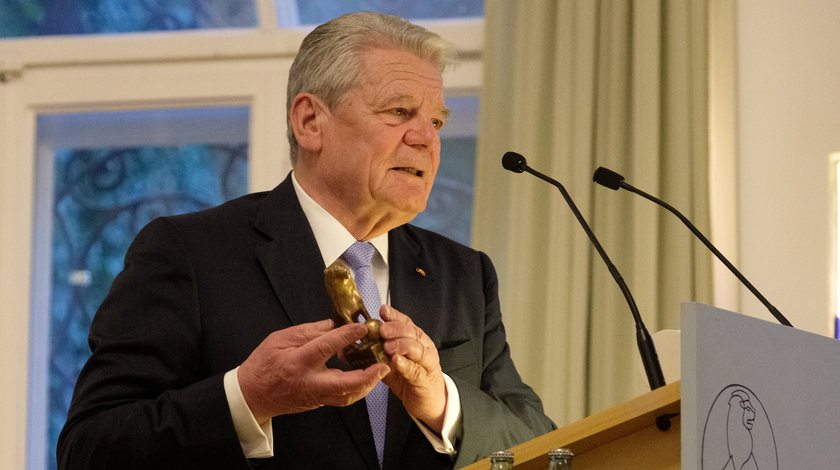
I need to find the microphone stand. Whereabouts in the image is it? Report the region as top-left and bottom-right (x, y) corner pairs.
(593, 167), (793, 328)
(503, 152), (667, 392)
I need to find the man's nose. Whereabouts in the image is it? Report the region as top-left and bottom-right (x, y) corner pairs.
(403, 115), (439, 149)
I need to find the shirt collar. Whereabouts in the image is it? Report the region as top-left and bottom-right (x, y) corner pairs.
(291, 171), (389, 267)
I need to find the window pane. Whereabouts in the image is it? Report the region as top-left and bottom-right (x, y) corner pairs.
(30, 108), (249, 470)
(1, 0), (257, 38)
(48, 144), (247, 465)
(277, 0), (483, 26)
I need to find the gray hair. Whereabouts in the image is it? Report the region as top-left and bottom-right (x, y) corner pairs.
(286, 11), (458, 165)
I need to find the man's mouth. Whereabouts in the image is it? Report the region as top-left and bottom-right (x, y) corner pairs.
(394, 167), (423, 177)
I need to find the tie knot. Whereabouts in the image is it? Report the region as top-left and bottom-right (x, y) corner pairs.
(342, 241), (376, 270)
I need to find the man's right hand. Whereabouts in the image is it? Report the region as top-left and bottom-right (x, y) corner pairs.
(237, 319), (390, 425)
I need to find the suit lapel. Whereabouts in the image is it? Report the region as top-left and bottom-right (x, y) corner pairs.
(253, 176), (331, 327)
(388, 226), (445, 345)
(382, 226), (448, 469)
(252, 175), (380, 469)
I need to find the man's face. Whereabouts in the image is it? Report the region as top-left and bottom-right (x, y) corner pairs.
(313, 48), (448, 232)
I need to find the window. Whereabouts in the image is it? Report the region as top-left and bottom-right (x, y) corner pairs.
(1, 0), (483, 37)
(31, 108), (250, 470)
(279, 0), (483, 26)
(0, 0), (258, 37)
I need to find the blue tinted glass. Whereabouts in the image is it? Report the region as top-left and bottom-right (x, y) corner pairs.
(1, 0), (256, 38)
(290, 0), (483, 25)
(47, 143), (247, 470)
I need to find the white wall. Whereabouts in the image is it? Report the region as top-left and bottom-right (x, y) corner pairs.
(737, 0), (840, 335)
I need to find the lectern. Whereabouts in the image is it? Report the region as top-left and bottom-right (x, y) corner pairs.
(461, 381), (680, 470)
(462, 303), (840, 469)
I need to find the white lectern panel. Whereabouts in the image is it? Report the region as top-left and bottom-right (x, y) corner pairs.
(681, 302), (840, 469)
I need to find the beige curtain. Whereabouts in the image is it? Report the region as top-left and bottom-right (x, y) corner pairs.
(472, 0), (714, 426)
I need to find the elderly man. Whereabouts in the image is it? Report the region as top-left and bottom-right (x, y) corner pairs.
(57, 12), (554, 470)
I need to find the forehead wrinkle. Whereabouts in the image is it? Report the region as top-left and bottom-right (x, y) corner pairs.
(360, 52), (447, 121)
(380, 58), (443, 79)
(362, 55), (442, 87)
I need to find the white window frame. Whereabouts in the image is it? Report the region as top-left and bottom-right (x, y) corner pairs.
(0, 16), (483, 469)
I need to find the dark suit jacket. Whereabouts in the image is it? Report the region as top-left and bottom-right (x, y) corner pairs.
(57, 175), (555, 469)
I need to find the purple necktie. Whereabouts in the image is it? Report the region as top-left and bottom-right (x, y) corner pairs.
(342, 242), (387, 467)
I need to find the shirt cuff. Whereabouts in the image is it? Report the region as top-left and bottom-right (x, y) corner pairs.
(223, 367), (274, 459)
(411, 373), (462, 455)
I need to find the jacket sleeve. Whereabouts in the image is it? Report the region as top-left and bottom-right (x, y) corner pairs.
(450, 252), (556, 468)
(56, 218), (249, 470)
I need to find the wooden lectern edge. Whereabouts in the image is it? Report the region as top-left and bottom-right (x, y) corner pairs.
(460, 381), (681, 470)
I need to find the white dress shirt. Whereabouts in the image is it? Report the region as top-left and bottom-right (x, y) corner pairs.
(222, 172), (462, 458)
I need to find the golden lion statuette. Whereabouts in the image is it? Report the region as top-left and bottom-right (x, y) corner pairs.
(324, 259), (390, 369)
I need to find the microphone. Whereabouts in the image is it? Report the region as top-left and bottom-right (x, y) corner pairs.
(593, 166), (793, 327)
(502, 151), (527, 173)
(502, 151), (666, 391)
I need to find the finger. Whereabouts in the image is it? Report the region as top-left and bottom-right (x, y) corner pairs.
(384, 337), (425, 361)
(380, 305), (412, 325)
(380, 321), (425, 343)
(315, 364), (390, 406)
(269, 319), (335, 349)
(297, 322), (368, 364)
(381, 313), (432, 353)
(379, 308), (423, 342)
(382, 354), (426, 385)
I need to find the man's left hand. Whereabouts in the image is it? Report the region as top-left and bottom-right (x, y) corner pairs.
(379, 305), (447, 434)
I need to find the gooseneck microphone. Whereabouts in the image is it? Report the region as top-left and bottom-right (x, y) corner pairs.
(593, 166), (793, 327)
(502, 151), (666, 391)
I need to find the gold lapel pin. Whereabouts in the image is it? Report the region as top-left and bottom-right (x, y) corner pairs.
(415, 267), (426, 277)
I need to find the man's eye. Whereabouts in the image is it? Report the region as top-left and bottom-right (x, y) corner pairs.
(392, 108), (407, 116)
(432, 119), (443, 130)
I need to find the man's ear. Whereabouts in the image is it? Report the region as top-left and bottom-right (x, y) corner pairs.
(289, 93), (328, 153)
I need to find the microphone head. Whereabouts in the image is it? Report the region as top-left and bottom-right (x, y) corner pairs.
(502, 151), (527, 173)
(593, 167), (625, 190)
